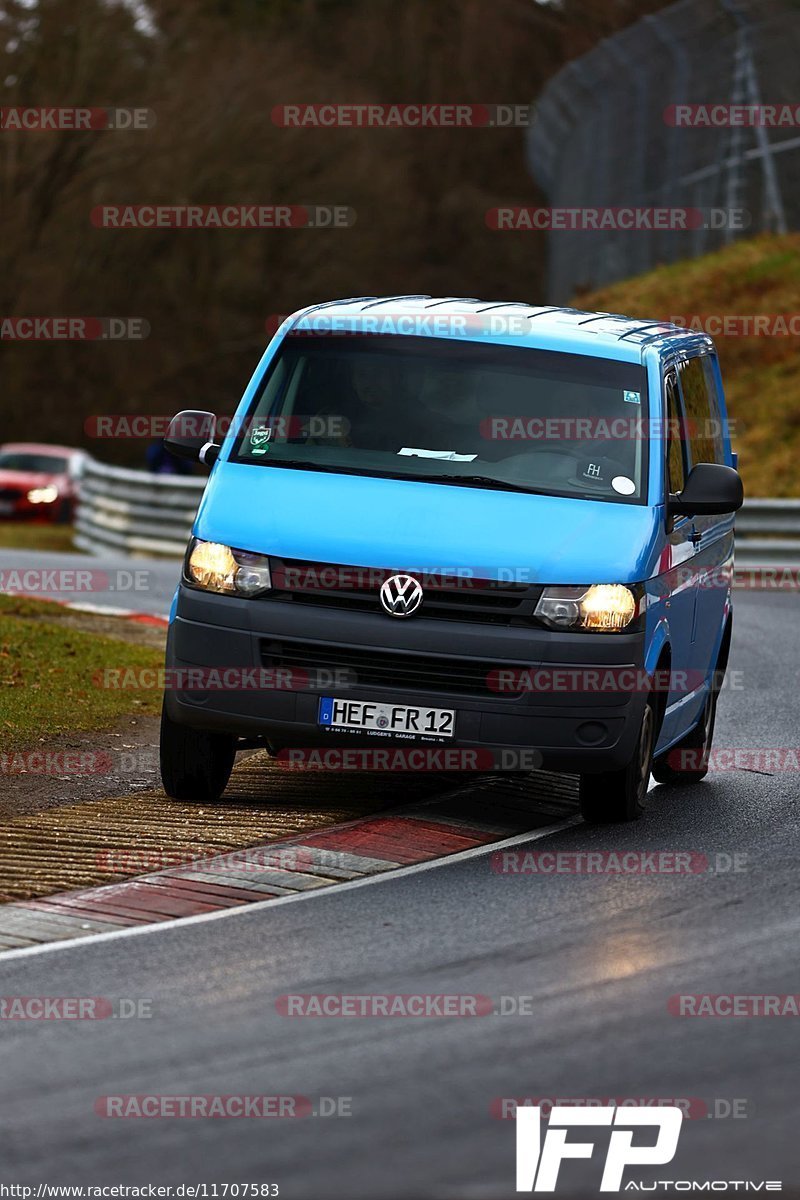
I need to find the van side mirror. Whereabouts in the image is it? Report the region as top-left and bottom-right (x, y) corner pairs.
(668, 462), (743, 517)
(164, 410), (220, 466)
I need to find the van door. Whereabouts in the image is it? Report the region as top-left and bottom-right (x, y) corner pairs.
(676, 353), (733, 681)
(658, 370), (700, 748)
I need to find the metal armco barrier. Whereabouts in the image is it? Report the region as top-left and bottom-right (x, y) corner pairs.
(75, 457), (800, 564)
(74, 458), (205, 558)
(734, 499), (800, 564)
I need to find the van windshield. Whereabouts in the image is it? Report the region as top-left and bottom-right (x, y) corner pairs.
(232, 335), (649, 504)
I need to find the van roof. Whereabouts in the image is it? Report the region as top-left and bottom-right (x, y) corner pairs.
(284, 295), (713, 364)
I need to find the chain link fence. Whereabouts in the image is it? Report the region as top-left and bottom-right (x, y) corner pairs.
(527, 0), (800, 301)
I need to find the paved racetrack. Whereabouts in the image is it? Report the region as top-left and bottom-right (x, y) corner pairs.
(0, 591), (797, 1197)
(0, 548), (181, 616)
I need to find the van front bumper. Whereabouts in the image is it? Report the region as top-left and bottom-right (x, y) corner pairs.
(164, 586), (649, 774)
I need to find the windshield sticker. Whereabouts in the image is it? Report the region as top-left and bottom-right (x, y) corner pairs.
(249, 424), (272, 455)
(612, 475), (636, 495)
(623, 390), (641, 405)
(398, 447), (478, 462)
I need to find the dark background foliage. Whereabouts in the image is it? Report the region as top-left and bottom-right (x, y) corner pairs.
(0, 0), (672, 459)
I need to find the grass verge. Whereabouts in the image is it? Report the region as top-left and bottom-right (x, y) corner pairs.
(0, 521), (80, 552)
(0, 594), (163, 751)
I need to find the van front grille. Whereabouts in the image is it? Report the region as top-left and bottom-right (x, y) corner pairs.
(264, 556), (543, 626)
(260, 639), (532, 697)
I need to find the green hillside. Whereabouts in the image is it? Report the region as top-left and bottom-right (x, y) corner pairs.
(580, 235), (800, 496)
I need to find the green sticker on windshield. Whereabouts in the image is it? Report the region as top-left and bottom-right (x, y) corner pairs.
(623, 390), (641, 405)
(249, 424), (272, 455)
(250, 424), (272, 448)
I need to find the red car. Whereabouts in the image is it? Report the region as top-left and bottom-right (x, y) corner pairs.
(0, 442), (87, 523)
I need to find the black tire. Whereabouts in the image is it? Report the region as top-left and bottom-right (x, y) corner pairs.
(159, 702), (236, 801)
(651, 686), (718, 785)
(651, 623), (730, 786)
(579, 697), (656, 823)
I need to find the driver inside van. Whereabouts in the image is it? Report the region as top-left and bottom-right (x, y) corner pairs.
(313, 355), (480, 456)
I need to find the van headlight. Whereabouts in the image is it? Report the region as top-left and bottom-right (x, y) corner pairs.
(184, 539), (272, 597)
(535, 584), (638, 632)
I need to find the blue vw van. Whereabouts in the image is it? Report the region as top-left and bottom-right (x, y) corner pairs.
(160, 297), (743, 822)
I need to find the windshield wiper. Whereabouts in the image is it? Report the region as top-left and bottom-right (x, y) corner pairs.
(256, 459), (352, 474)
(400, 473), (545, 494)
(252, 460), (544, 493)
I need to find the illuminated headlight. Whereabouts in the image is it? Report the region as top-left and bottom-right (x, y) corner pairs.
(535, 584), (638, 632)
(27, 486), (59, 505)
(184, 539), (271, 597)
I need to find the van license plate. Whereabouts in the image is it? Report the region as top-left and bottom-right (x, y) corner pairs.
(318, 697), (455, 738)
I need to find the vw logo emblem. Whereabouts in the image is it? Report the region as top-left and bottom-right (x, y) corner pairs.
(379, 573), (423, 618)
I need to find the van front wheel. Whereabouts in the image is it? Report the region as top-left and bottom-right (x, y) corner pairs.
(159, 703), (236, 802)
(579, 699), (656, 823)
(651, 686), (717, 785)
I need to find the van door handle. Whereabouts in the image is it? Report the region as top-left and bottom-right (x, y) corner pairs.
(689, 528), (702, 546)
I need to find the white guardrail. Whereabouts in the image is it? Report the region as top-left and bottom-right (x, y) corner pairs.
(74, 458), (800, 564)
(74, 459), (206, 558)
(734, 499), (800, 565)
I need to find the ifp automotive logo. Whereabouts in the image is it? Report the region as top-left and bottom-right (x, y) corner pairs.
(516, 1105), (683, 1191)
(514, 1106), (782, 1192)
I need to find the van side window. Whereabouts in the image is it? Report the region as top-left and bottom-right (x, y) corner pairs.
(678, 355), (725, 466)
(699, 356), (726, 463)
(665, 375), (686, 495)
